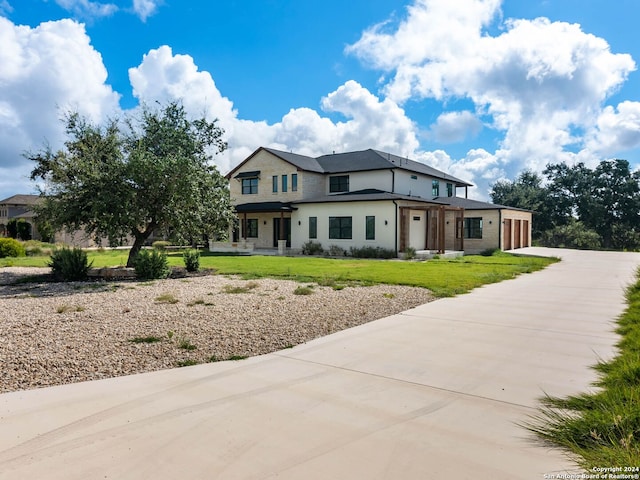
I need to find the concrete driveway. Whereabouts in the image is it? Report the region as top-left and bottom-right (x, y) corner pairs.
(1, 248), (638, 479)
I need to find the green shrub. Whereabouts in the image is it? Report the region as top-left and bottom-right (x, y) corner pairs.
(301, 240), (324, 255)
(403, 246), (416, 260)
(350, 246), (397, 259)
(0, 238), (26, 258)
(152, 240), (171, 251)
(293, 285), (314, 295)
(327, 245), (346, 256)
(183, 248), (200, 272)
(48, 247), (92, 281)
(23, 240), (56, 257)
(134, 249), (170, 280)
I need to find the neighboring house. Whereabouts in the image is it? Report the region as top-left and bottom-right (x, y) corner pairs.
(0, 194), (42, 240)
(222, 147), (532, 256)
(0, 194), (115, 247)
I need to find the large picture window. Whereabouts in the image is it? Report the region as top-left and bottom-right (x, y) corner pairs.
(309, 216), (317, 239)
(464, 217), (483, 239)
(242, 178), (258, 195)
(329, 175), (349, 193)
(329, 216), (352, 239)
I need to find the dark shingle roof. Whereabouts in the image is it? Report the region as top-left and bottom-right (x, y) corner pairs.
(228, 147), (473, 186)
(293, 189), (449, 206)
(262, 148), (324, 173)
(0, 194), (41, 206)
(434, 196), (533, 212)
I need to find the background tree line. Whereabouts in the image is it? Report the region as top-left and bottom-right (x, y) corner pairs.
(490, 159), (640, 250)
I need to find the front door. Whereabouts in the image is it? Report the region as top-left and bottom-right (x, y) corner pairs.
(273, 218), (291, 247)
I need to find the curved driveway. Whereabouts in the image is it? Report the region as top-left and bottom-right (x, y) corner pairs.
(1, 248), (639, 479)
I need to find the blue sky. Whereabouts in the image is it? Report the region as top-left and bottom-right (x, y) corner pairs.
(1, 0), (639, 201)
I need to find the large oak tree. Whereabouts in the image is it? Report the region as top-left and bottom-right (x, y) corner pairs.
(28, 101), (234, 266)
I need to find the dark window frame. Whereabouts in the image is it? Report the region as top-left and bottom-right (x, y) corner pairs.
(329, 216), (352, 239)
(432, 179), (440, 197)
(464, 217), (483, 239)
(272, 175), (278, 193)
(282, 174), (288, 193)
(329, 175), (349, 193)
(246, 218), (258, 238)
(242, 177), (258, 195)
(309, 216), (317, 239)
(292, 173), (298, 192)
(365, 216), (375, 240)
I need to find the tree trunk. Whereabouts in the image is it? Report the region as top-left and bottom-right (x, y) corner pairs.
(126, 225), (155, 267)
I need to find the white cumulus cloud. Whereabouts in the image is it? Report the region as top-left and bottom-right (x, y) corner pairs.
(347, 0), (638, 194)
(53, 0), (118, 19)
(0, 17), (121, 196)
(132, 0), (160, 22)
(428, 111), (482, 143)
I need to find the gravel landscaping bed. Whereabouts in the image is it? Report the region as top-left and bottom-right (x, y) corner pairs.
(0, 267), (435, 393)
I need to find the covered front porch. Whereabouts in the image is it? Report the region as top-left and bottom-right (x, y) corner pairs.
(210, 202), (296, 255)
(399, 205), (464, 255)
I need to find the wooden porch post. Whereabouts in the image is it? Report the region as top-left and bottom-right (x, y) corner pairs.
(242, 212), (247, 241)
(438, 206), (445, 254)
(279, 211), (284, 240)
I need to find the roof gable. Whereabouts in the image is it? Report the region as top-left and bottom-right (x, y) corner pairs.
(0, 194), (41, 206)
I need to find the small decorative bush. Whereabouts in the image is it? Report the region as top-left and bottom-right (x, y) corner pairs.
(327, 245), (346, 257)
(152, 240), (171, 251)
(134, 249), (170, 280)
(183, 248), (200, 272)
(0, 238), (26, 258)
(301, 240), (324, 255)
(48, 247), (92, 281)
(350, 246), (397, 259)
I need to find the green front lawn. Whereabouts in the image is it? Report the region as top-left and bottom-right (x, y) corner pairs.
(1, 248), (557, 298)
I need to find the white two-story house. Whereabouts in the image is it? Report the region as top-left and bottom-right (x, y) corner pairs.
(222, 147), (532, 255)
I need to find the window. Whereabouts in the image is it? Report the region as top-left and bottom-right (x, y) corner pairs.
(309, 216), (317, 239)
(411, 175), (418, 180)
(366, 216), (375, 240)
(292, 173), (298, 192)
(329, 216), (352, 239)
(447, 183), (453, 197)
(242, 178), (258, 194)
(272, 176), (278, 193)
(245, 219), (258, 238)
(464, 217), (483, 239)
(432, 180), (440, 197)
(282, 174), (288, 192)
(329, 175), (349, 193)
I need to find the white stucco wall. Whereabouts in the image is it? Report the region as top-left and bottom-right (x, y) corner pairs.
(291, 201), (398, 252)
(325, 170), (392, 194)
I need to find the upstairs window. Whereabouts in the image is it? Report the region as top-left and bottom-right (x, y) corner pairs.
(292, 173), (298, 192)
(282, 174), (288, 193)
(464, 218), (483, 239)
(432, 180), (440, 197)
(329, 175), (349, 193)
(447, 183), (453, 197)
(272, 176), (278, 193)
(242, 178), (258, 195)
